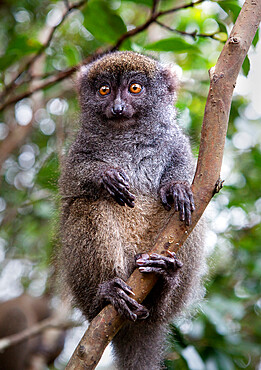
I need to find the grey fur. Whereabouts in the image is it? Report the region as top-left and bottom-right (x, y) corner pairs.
(59, 51), (206, 369)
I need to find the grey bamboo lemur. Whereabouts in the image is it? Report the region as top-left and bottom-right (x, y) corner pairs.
(59, 51), (206, 369)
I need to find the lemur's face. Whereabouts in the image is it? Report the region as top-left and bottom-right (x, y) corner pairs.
(77, 51), (177, 128)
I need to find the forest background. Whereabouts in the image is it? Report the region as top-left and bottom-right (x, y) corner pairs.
(0, 0), (260, 369)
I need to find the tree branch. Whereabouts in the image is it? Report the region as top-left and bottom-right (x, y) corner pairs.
(111, 0), (206, 51)
(65, 0), (261, 368)
(155, 20), (220, 40)
(0, 67), (75, 112)
(0, 316), (78, 352)
(151, 0), (160, 16)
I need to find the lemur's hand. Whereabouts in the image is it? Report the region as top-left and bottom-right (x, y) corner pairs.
(160, 181), (195, 225)
(102, 168), (135, 208)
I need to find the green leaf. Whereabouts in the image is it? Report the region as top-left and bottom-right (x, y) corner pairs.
(121, 0), (153, 5)
(36, 153), (59, 191)
(242, 55), (250, 77)
(216, 20), (227, 34)
(0, 55), (16, 72)
(63, 45), (81, 67)
(208, 351), (235, 370)
(252, 28), (259, 48)
(82, 0), (127, 44)
(145, 37), (199, 53)
(119, 38), (132, 51)
(214, 32), (228, 42)
(218, 1), (241, 22)
(0, 35), (42, 71)
(7, 35), (41, 53)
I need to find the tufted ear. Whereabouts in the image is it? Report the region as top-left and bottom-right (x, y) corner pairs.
(75, 64), (90, 93)
(160, 65), (180, 97)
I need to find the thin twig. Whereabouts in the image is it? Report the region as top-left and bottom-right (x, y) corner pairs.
(0, 67), (75, 111)
(157, 0), (205, 17)
(151, 0), (160, 16)
(155, 20), (219, 40)
(111, 0), (206, 50)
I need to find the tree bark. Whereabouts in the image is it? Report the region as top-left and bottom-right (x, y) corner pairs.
(65, 0), (261, 368)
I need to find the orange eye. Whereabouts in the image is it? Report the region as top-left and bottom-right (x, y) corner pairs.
(99, 85), (110, 96)
(129, 83), (142, 94)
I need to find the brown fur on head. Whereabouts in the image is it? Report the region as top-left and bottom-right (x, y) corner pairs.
(76, 51), (178, 98)
(77, 51), (158, 82)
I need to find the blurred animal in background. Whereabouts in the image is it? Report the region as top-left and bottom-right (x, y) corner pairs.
(0, 293), (66, 370)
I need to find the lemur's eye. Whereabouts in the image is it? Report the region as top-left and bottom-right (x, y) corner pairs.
(129, 83), (142, 94)
(99, 85), (110, 96)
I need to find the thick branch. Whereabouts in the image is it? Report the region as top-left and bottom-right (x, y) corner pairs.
(65, 0), (261, 368)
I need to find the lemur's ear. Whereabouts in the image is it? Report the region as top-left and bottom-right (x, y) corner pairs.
(160, 65), (180, 94)
(75, 64), (91, 93)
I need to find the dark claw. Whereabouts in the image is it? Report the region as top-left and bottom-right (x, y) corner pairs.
(135, 253), (150, 262)
(159, 181), (194, 225)
(159, 187), (171, 211)
(98, 277), (149, 321)
(136, 251), (183, 279)
(102, 168), (135, 208)
(118, 171), (130, 185)
(114, 298), (137, 321)
(115, 197), (125, 207)
(113, 277), (135, 296)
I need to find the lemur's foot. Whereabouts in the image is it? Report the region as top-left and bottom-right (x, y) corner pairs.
(136, 251), (183, 279)
(98, 277), (149, 321)
(159, 181), (195, 225)
(102, 168), (135, 208)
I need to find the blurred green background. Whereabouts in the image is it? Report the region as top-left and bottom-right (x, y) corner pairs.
(0, 0), (260, 369)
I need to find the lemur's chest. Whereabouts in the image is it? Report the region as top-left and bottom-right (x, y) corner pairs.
(101, 145), (168, 197)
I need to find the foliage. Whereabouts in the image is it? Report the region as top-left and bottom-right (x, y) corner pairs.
(0, 0), (260, 369)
